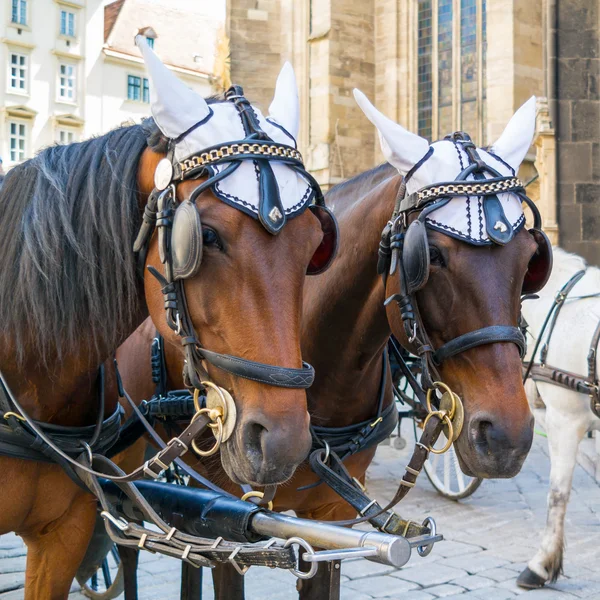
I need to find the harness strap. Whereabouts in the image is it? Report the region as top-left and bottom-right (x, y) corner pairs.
(200, 348), (315, 389)
(308, 450), (429, 538)
(523, 269), (586, 382)
(432, 325), (526, 365)
(0, 367), (213, 486)
(311, 413), (443, 536)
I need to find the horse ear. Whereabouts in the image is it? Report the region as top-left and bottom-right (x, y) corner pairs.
(135, 35), (211, 140)
(353, 89), (429, 175)
(490, 96), (536, 173)
(268, 62), (300, 140)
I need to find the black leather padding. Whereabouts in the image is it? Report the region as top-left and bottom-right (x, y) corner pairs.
(523, 228), (553, 294)
(171, 200), (203, 280)
(403, 219), (430, 293)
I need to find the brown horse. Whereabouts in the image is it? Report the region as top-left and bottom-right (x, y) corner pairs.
(0, 42), (327, 599)
(113, 96), (547, 598)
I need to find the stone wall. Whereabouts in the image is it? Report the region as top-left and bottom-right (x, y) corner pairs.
(227, 0), (375, 188)
(554, 0), (600, 263)
(227, 0), (282, 113)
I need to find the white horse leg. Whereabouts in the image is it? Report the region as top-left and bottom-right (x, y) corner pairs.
(518, 401), (588, 588)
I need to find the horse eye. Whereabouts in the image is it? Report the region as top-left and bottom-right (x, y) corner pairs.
(202, 228), (221, 248)
(429, 246), (445, 267)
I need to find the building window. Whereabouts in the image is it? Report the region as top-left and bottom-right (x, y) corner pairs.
(60, 10), (76, 36)
(437, 0), (453, 137)
(11, 0), (27, 25)
(416, 0), (487, 143)
(146, 37), (154, 49)
(9, 121), (27, 162)
(9, 53), (27, 93)
(127, 75), (150, 103)
(417, 0), (433, 141)
(59, 64), (76, 101)
(57, 128), (77, 144)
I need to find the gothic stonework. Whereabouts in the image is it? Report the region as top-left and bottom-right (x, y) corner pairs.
(553, 0), (600, 264)
(227, 0), (600, 260)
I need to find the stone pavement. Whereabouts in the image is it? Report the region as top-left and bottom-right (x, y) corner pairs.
(1, 413), (599, 599)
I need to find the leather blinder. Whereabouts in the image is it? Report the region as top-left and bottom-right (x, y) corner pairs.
(402, 219), (430, 294)
(171, 200), (203, 281)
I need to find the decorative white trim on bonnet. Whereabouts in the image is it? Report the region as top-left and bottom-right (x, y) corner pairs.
(422, 145), (527, 246)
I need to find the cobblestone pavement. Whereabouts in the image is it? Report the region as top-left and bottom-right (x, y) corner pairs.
(1, 413), (599, 599)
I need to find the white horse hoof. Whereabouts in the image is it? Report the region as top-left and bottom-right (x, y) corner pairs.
(517, 567), (547, 589)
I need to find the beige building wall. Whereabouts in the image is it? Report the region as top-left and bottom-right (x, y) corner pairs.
(227, 0), (375, 187)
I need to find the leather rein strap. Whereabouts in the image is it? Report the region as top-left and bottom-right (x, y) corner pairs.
(523, 270), (600, 418)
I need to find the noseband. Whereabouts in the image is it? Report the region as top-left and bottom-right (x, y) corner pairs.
(133, 85), (330, 392)
(380, 132), (552, 390)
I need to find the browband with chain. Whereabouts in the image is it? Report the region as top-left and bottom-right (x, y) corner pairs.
(175, 142), (304, 180)
(400, 176), (523, 213)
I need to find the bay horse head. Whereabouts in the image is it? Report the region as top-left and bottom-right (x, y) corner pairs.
(355, 91), (551, 478)
(134, 40), (336, 486)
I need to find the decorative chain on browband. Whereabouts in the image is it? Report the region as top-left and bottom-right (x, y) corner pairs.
(416, 177), (523, 206)
(178, 142), (303, 177)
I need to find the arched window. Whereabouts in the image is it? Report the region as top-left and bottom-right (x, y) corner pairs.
(417, 0), (487, 144)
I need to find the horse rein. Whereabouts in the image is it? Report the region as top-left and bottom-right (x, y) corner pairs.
(523, 270), (600, 418)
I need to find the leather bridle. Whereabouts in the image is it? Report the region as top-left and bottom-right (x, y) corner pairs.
(380, 132), (540, 391)
(133, 85), (326, 393)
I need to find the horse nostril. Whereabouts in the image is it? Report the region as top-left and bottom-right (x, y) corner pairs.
(473, 417), (506, 454)
(243, 420), (268, 454)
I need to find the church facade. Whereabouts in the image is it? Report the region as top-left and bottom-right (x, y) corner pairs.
(227, 0), (599, 263)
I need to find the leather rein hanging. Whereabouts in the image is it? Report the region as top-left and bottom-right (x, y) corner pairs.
(523, 270), (600, 418)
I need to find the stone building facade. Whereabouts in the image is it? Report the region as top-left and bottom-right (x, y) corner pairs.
(551, 0), (600, 263)
(227, 0), (600, 264)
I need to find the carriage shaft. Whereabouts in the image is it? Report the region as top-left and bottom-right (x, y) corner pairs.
(250, 512), (411, 568)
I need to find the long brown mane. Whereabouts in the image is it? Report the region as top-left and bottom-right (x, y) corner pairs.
(0, 124), (153, 363)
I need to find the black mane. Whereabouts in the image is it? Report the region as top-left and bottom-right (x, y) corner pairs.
(0, 121), (161, 363)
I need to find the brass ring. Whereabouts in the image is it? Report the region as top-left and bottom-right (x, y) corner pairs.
(193, 387), (202, 413)
(191, 410), (223, 457)
(422, 411), (454, 455)
(241, 490), (274, 511)
(199, 381), (228, 423)
(426, 382), (457, 420)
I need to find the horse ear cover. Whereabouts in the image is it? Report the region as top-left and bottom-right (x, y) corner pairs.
(171, 200), (203, 280)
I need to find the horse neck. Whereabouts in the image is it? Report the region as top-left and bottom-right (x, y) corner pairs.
(0, 344), (122, 426)
(302, 172), (401, 425)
